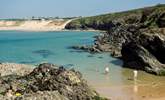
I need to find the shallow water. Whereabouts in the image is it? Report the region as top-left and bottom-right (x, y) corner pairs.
(0, 31), (165, 99)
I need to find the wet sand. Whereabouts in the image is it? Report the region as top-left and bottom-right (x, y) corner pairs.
(94, 82), (165, 100)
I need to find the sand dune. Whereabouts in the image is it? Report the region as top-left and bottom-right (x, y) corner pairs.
(0, 19), (72, 31)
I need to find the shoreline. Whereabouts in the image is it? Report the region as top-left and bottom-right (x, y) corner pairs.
(0, 19), (105, 33)
(1, 62), (165, 100)
(0, 28), (105, 33)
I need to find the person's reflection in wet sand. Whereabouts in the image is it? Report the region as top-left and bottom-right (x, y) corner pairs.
(133, 78), (138, 93)
(105, 73), (110, 81)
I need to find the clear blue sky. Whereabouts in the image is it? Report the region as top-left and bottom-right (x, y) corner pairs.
(0, 0), (165, 18)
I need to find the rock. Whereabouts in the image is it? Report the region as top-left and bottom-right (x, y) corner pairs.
(93, 24), (140, 57)
(138, 33), (165, 64)
(0, 63), (33, 76)
(5, 90), (13, 97)
(157, 12), (165, 27)
(0, 91), (69, 100)
(0, 84), (10, 95)
(20, 91), (69, 100)
(121, 34), (165, 75)
(0, 63), (103, 100)
(70, 45), (101, 53)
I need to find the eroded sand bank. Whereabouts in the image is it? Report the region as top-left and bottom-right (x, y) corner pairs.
(0, 19), (72, 31)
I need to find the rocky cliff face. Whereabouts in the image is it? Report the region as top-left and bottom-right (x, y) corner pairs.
(0, 63), (106, 100)
(67, 4), (165, 75)
(121, 33), (165, 75)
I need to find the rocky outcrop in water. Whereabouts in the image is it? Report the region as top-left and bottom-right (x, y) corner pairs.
(67, 4), (165, 75)
(88, 26), (165, 75)
(70, 45), (102, 53)
(88, 24), (165, 75)
(70, 23), (141, 57)
(121, 33), (165, 75)
(0, 63), (106, 100)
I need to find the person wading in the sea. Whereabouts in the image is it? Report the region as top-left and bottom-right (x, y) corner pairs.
(133, 70), (138, 80)
(105, 66), (110, 74)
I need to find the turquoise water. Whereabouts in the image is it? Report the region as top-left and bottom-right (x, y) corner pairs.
(0, 31), (125, 84)
(0, 31), (98, 64)
(0, 31), (165, 89)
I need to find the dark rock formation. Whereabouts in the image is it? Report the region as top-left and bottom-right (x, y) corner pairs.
(107, 26), (165, 75)
(0, 63), (106, 100)
(157, 12), (165, 27)
(121, 32), (165, 75)
(70, 45), (101, 53)
(122, 39), (165, 75)
(72, 23), (140, 57)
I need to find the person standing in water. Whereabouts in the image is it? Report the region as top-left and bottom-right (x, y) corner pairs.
(133, 69), (138, 93)
(105, 66), (110, 74)
(133, 70), (138, 79)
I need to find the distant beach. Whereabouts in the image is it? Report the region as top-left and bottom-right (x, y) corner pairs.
(0, 19), (72, 31)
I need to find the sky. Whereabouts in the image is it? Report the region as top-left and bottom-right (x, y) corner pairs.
(0, 0), (165, 19)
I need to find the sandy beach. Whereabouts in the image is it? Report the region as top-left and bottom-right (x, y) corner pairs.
(94, 82), (165, 100)
(0, 63), (165, 100)
(0, 19), (72, 31)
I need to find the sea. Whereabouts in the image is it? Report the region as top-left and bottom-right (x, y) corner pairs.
(0, 31), (165, 99)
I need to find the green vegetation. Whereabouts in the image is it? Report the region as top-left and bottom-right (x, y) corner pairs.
(65, 4), (165, 30)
